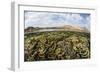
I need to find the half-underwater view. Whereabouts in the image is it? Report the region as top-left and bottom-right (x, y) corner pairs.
(24, 11), (90, 61)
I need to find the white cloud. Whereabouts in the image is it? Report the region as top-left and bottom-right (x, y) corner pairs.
(71, 14), (83, 20)
(25, 12), (67, 28)
(25, 11), (90, 30)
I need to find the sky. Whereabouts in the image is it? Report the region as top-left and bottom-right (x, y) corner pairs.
(24, 11), (90, 30)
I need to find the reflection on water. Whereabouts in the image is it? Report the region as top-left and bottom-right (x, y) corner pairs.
(36, 28), (69, 32)
(25, 28), (68, 34)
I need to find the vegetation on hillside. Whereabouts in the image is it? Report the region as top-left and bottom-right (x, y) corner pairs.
(24, 31), (90, 61)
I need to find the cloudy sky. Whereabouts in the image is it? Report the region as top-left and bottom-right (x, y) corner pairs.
(24, 11), (90, 30)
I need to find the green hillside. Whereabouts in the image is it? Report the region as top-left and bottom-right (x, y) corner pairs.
(24, 31), (90, 61)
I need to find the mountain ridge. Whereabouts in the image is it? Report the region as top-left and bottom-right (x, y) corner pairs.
(25, 24), (89, 33)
